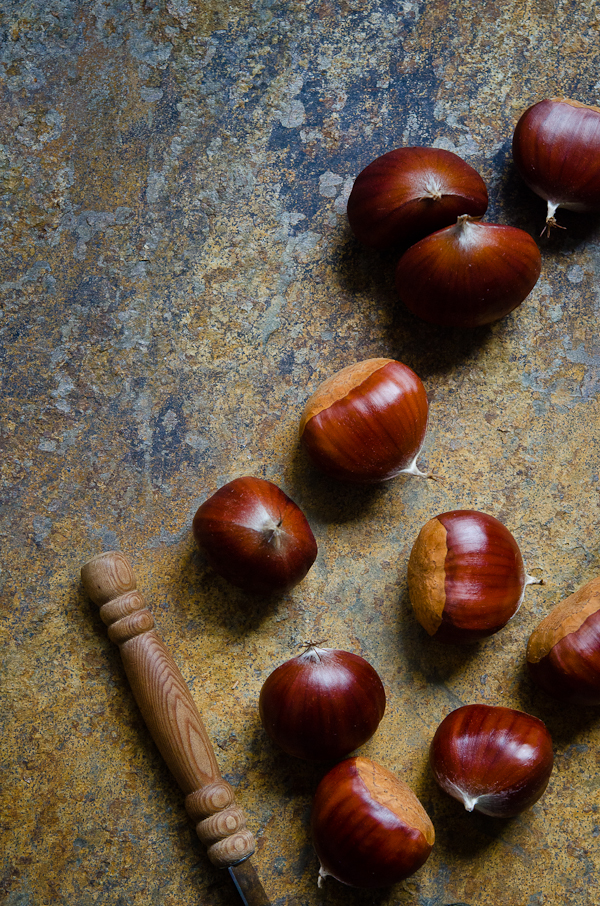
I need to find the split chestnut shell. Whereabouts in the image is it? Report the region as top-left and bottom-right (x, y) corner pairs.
(299, 358), (429, 483)
(311, 756), (434, 888)
(527, 576), (600, 705)
(430, 704), (554, 817)
(347, 146), (488, 250)
(407, 509), (540, 643)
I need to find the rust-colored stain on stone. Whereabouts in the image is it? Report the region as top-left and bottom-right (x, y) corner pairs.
(2, 1), (600, 904)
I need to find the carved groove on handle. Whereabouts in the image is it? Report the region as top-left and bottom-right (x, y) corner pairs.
(81, 550), (256, 868)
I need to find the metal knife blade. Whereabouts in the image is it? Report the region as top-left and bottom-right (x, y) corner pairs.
(229, 861), (272, 906)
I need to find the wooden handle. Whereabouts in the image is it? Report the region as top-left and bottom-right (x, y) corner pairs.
(81, 550), (256, 868)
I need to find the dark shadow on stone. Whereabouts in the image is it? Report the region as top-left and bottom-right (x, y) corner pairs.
(396, 586), (490, 689)
(178, 543), (290, 637)
(284, 434), (394, 527)
(330, 222), (515, 384)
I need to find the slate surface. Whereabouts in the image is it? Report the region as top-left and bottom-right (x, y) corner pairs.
(1, 1), (600, 905)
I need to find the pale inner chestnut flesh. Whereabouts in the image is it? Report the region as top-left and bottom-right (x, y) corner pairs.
(407, 517), (448, 635)
(299, 358), (393, 432)
(356, 757), (435, 846)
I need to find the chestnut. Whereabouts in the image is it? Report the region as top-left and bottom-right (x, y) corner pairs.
(311, 756), (434, 888)
(407, 509), (541, 643)
(299, 358), (429, 483)
(192, 476), (317, 594)
(395, 215), (542, 328)
(347, 146), (488, 250)
(527, 576), (600, 705)
(430, 704), (554, 817)
(513, 97), (600, 230)
(259, 645), (386, 761)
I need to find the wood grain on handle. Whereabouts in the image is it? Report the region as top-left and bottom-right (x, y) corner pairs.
(81, 550), (256, 869)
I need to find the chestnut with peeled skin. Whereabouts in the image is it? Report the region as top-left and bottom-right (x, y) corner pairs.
(430, 704), (554, 817)
(513, 97), (600, 230)
(347, 146), (488, 250)
(299, 358), (429, 483)
(311, 756), (434, 888)
(395, 215), (542, 328)
(192, 476), (317, 594)
(408, 510), (541, 643)
(259, 645), (386, 761)
(527, 576), (600, 705)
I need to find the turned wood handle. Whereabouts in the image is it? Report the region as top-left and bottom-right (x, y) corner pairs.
(80, 550), (256, 868)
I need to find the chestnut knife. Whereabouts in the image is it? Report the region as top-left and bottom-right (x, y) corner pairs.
(80, 550), (271, 906)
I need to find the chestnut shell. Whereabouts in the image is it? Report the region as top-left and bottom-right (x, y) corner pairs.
(430, 704), (554, 817)
(347, 146), (488, 250)
(513, 97), (600, 216)
(300, 358), (429, 483)
(258, 646), (386, 761)
(311, 756), (434, 888)
(527, 576), (600, 705)
(192, 476), (317, 594)
(395, 217), (542, 328)
(408, 510), (530, 643)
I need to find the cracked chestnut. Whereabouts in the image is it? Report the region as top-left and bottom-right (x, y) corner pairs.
(527, 576), (600, 705)
(311, 756), (434, 888)
(408, 509), (541, 643)
(430, 704), (554, 817)
(299, 358), (430, 483)
(192, 476), (317, 594)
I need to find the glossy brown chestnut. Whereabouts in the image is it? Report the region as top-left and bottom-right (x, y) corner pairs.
(407, 509), (541, 643)
(299, 358), (429, 483)
(347, 146), (488, 250)
(192, 476), (317, 594)
(513, 97), (600, 229)
(527, 576), (600, 705)
(430, 704), (554, 817)
(311, 756), (434, 888)
(395, 215), (542, 328)
(258, 645), (386, 761)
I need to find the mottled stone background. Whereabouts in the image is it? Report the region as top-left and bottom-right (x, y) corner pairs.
(1, 1), (600, 904)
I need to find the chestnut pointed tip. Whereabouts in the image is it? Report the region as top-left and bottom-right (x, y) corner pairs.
(317, 866), (327, 889)
(398, 454), (432, 480)
(525, 574), (544, 586)
(541, 207), (566, 237)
